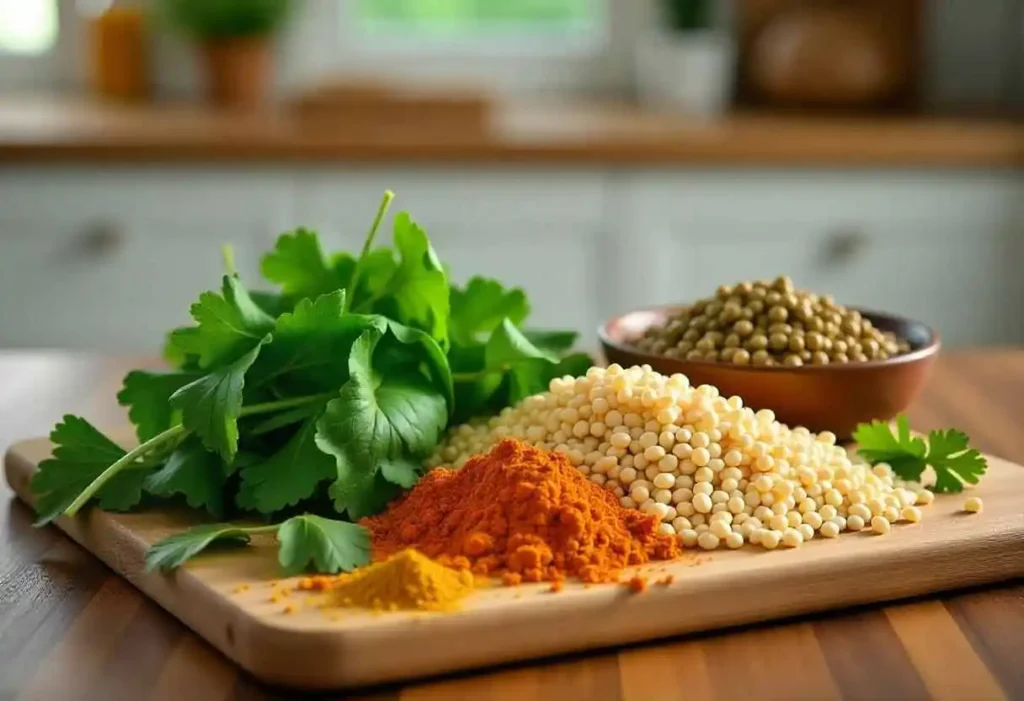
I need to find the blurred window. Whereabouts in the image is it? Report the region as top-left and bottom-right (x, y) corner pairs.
(353, 0), (603, 51)
(0, 0), (58, 55)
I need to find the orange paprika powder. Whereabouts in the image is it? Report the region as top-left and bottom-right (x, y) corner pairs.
(362, 439), (682, 585)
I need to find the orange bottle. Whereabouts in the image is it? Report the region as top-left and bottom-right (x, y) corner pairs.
(87, 3), (150, 102)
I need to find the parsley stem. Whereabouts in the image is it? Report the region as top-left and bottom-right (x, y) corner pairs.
(64, 394), (331, 519)
(243, 524), (280, 535)
(343, 189), (394, 313)
(221, 244), (237, 276)
(239, 393), (333, 417)
(64, 424), (186, 518)
(452, 368), (506, 382)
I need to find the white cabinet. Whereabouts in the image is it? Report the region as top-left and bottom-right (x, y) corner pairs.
(293, 169), (608, 338)
(614, 171), (1024, 347)
(1, 166), (1020, 353)
(0, 169), (292, 352)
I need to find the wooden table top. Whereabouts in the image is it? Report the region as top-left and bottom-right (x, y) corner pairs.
(1, 349), (1022, 701)
(1, 98), (1022, 168)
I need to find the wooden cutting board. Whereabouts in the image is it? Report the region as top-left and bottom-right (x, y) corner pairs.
(5, 436), (1024, 691)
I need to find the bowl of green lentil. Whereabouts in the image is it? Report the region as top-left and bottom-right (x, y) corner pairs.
(598, 276), (940, 438)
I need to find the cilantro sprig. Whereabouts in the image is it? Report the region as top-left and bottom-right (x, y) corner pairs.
(31, 190), (589, 574)
(853, 415), (988, 493)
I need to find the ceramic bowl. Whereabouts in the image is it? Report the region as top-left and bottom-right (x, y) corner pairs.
(599, 306), (940, 438)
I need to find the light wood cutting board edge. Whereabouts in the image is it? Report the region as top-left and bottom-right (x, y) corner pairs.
(5, 436), (1024, 691)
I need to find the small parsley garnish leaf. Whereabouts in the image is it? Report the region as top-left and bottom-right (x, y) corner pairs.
(277, 515), (371, 576)
(853, 416), (928, 481)
(854, 415), (987, 493)
(925, 429), (987, 493)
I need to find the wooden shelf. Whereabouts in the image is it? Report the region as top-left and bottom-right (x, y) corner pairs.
(0, 97), (1021, 168)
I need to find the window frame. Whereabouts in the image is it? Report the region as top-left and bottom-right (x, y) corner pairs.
(343, 0), (609, 58)
(282, 0), (642, 97)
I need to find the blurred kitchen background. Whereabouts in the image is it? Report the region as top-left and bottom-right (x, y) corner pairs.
(0, 0), (1021, 354)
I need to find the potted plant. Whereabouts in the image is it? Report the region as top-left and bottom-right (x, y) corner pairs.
(635, 0), (736, 116)
(162, 0), (293, 110)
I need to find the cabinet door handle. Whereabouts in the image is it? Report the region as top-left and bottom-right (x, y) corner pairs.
(824, 229), (869, 265)
(72, 222), (125, 259)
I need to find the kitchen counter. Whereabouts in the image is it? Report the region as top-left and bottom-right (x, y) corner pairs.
(0, 97), (1022, 167)
(1, 349), (1022, 700)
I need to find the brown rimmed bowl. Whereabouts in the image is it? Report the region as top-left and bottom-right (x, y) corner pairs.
(599, 306), (940, 438)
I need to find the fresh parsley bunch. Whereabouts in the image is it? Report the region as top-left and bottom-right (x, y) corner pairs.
(30, 191), (591, 574)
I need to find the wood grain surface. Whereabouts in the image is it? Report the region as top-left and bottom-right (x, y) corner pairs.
(1, 350), (1023, 700)
(0, 98), (1022, 167)
(6, 436), (1023, 691)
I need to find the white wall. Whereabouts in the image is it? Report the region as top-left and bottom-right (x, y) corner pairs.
(925, 0), (1024, 112)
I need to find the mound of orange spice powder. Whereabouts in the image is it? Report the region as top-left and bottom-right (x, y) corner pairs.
(361, 439), (682, 585)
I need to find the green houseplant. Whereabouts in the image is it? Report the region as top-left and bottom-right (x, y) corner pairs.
(663, 0), (714, 32)
(162, 0), (294, 109)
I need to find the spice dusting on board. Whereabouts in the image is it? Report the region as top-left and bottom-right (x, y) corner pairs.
(302, 549), (475, 612)
(362, 439), (682, 585)
(627, 576), (648, 593)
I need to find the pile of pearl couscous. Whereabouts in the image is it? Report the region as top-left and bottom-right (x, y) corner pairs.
(430, 364), (934, 551)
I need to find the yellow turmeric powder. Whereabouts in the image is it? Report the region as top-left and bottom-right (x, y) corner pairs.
(328, 549), (474, 612)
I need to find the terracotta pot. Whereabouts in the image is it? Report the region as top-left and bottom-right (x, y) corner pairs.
(201, 37), (273, 110)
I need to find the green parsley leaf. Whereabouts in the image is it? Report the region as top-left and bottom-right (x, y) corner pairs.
(449, 277), (530, 346)
(31, 416), (148, 525)
(522, 329), (579, 355)
(237, 420), (336, 514)
(260, 228), (349, 302)
(249, 290), (293, 318)
(368, 213), (449, 346)
(486, 318), (557, 364)
(315, 327), (447, 518)
(145, 523), (256, 572)
(380, 319), (454, 410)
(170, 338), (268, 462)
(169, 276), (275, 369)
(117, 370), (200, 442)
(251, 291), (384, 393)
(277, 514), (371, 576)
(347, 248), (397, 306)
(447, 319), (590, 424)
(144, 438), (226, 518)
(854, 415), (988, 493)
(854, 416), (928, 482)
(338, 473), (405, 522)
(925, 429), (988, 493)
(162, 328), (201, 370)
